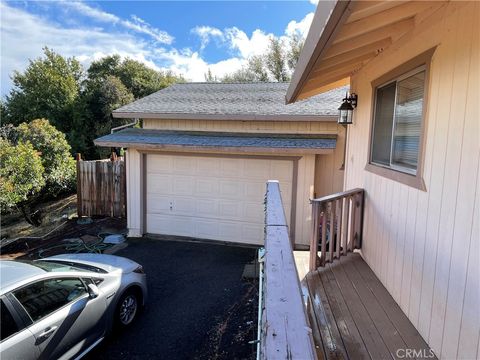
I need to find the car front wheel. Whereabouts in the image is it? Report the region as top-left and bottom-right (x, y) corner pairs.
(116, 290), (139, 327)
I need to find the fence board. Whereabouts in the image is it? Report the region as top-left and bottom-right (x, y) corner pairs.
(76, 157), (126, 218)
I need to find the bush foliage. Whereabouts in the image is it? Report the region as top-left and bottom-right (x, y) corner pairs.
(0, 138), (45, 212)
(0, 120), (76, 222)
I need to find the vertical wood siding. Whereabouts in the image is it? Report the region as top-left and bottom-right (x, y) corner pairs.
(345, 3), (479, 359)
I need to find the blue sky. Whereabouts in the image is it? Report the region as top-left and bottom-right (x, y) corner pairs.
(1, 1), (317, 96)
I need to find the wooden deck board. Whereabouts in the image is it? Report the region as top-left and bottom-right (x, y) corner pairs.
(340, 256), (407, 359)
(351, 255), (432, 354)
(304, 252), (435, 360)
(306, 272), (347, 359)
(320, 265), (370, 359)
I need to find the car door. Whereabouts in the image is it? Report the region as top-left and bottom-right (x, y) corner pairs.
(0, 297), (39, 360)
(11, 277), (107, 360)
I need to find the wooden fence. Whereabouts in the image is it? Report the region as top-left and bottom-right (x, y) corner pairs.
(76, 154), (126, 218)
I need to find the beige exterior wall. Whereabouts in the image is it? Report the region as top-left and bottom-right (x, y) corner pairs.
(143, 119), (345, 199)
(344, 2), (479, 359)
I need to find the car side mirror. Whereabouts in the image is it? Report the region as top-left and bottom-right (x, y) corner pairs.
(87, 284), (100, 299)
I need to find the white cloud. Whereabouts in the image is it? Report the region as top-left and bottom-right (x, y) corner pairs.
(224, 27), (272, 58)
(309, 0), (319, 5)
(63, 1), (120, 23)
(0, 3), (315, 94)
(285, 12), (314, 38)
(0, 2), (157, 94)
(62, 1), (174, 44)
(191, 26), (224, 50)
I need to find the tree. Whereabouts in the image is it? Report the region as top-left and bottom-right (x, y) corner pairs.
(204, 68), (217, 82)
(72, 75), (134, 158)
(265, 37), (289, 82)
(219, 33), (304, 83)
(15, 119), (76, 197)
(0, 139), (45, 219)
(87, 56), (184, 99)
(287, 33), (304, 71)
(3, 48), (83, 133)
(220, 56), (269, 83)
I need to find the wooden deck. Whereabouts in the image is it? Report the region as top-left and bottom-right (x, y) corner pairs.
(302, 253), (435, 360)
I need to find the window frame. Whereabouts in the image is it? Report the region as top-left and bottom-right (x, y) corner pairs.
(9, 276), (90, 324)
(365, 48), (436, 191)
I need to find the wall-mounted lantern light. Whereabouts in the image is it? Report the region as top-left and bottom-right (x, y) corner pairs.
(338, 93), (358, 125)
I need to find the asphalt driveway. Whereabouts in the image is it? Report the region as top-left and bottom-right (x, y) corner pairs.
(85, 237), (258, 360)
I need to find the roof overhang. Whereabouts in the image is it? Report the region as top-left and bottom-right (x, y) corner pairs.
(286, 0), (446, 103)
(94, 128), (336, 155)
(112, 112), (338, 122)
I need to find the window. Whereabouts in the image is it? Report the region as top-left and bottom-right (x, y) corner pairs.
(371, 66), (426, 175)
(1, 300), (19, 341)
(12, 278), (87, 322)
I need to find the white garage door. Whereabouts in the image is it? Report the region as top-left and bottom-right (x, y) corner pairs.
(146, 154), (293, 245)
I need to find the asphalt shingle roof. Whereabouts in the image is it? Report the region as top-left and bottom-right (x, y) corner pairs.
(112, 82), (348, 119)
(94, 128), (336, 151)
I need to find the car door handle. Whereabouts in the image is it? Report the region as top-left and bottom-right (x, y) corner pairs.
(35, 326), (58, 344)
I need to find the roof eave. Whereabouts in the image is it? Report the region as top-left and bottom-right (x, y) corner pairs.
(286, 0), (353, 104)
(93, 139), (334, 155)
(111, 112), (338, 122)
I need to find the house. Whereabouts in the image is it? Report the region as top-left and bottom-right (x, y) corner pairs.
(94, 82), (348, 247)
(262, 1), (477, 359)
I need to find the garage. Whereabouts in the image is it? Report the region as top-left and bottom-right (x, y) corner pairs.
(145, 154), (294, 245)
(94, 82), (342, 246)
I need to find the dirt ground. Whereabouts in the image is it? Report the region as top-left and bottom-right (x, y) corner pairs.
(1, 194), (78, 243)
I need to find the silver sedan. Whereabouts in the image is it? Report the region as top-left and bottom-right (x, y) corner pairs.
(0, 253), (147, 360)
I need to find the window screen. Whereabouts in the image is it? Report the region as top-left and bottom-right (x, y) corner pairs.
(13, 278), (86, 322)
(371, 67), (425, 174)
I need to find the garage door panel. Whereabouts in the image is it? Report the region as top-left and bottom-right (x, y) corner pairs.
(220, 159), (243, 177)
(147, 156), (172, 172)
(146, 154), (293, 244)
(196, 158), (221, 177)
(271, 162), (295, 181)
(242, 225), (264, 243)
(173, 157), (196, 173)
(196, 178), (219, 196)
(196, 220), (220, 239)
(147, 214), (195, 237)
(248, 160), (270, 178)
(218, 200), (242, 218)
(243, 202), (265, 221)
(245, 182), (267, 198)
(172, 176), (194, 196)
(219, 180), (244, 199)
(147, 174), (173, 194)
(196, 199), (218, 216)
(146, 194), (172, 213)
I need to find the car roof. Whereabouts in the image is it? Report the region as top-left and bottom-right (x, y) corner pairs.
(0, 260), (46, 291)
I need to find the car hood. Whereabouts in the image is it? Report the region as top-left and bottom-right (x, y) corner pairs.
(45, 253), (140, 274)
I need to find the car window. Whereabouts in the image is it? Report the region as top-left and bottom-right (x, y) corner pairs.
(12, 278), (87, 322)
(1, 299), (19, 341)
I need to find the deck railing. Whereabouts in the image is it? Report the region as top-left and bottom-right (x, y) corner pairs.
(258, 180), (316, 360)
(310, 188), (364, 271)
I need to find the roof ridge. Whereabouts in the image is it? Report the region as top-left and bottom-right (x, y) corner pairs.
(173, 81), (291, 85)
